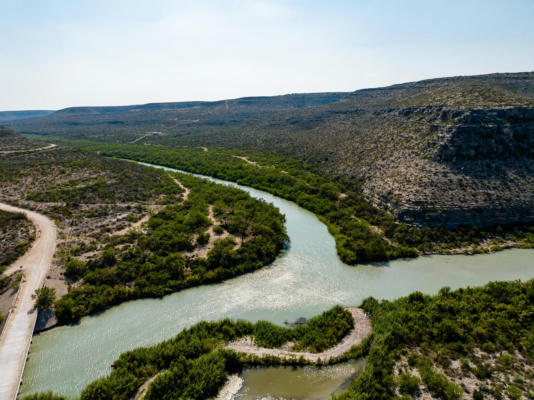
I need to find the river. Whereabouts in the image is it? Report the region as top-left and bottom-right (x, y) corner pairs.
(20, 163), (534, 398)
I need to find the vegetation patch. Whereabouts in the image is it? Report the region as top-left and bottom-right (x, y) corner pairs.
(0, 142), (287, 323)
(0, 210), (34, 272)
(337, 279), (533, 400)
(253, 306), (353, 352)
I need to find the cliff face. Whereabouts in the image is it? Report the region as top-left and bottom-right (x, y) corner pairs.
(398, 204), (534, 229)
(368, 106), (534, 228)
(434, 107), (534, 162)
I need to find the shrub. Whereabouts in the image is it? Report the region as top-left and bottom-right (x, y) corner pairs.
(506, 385), (522, 400)
(398, 372), (420, 395)
(32, 287), (56, 311)
(65, 258), (86, 279)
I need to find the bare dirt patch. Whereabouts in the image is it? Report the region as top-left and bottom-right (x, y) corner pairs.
(184, 205), (242, 259)
(232, 155), (260, 167)
(226, 308), (372, 362)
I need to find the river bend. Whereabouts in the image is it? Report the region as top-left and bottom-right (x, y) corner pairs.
(21, 163), (534, 397)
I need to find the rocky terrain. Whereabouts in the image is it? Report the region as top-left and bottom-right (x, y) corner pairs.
(6, 72), (534, 228)
(393, 348), (534, 400)
(0, 126), (45, 152)
(361, 105), (534, 227)
(0, 210), (34, 271)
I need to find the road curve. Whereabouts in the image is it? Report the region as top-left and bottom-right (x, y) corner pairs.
(0, 144), (57, 155)
(226, 307), (372, 363)
(0, 203), (56, 400)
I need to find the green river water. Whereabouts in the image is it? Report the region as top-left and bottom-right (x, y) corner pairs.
(20, 163), (534, 398)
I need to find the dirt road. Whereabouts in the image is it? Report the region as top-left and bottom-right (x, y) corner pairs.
(0, 203), (57, 400)
(0, 143), (57, 155)
(226, 307), (372, 362)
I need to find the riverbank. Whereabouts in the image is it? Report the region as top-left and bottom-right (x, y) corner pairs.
(213, 375), (243, 400)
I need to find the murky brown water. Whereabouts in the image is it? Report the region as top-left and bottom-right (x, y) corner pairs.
(237, 359), (366, 400)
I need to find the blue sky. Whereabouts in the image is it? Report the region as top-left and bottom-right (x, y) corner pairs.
(1, 0), (534, 110)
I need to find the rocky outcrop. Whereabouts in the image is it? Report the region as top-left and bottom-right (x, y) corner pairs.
(361, 106), (534, 228)
(397, 203), (534, 229)
(433, 107), (534, 162)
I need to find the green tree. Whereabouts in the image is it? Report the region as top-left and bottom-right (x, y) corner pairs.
(32, 287), (56, 311)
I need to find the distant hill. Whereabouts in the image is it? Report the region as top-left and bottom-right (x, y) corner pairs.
(5, 93), (348, 142)
(0, 110), (54, 122)
(6, 72), (534, 227)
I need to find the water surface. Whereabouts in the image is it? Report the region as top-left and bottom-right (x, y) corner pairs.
(237, 359), (366, 400)
(21, 163), (534, 397)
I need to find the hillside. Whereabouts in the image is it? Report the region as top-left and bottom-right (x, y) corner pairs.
(0, 126), (47, 152)
(193, 73), (534, 228)
(0, 210), (34, 271)
(6, 92), (347, 143)
(6, 72), (534, 228)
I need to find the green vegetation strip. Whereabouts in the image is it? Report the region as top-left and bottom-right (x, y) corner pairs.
(87, 145), (534, 264)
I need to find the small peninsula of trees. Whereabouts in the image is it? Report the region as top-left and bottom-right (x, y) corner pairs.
(54, 172), (288, 324)
(24, 307), (354, 400)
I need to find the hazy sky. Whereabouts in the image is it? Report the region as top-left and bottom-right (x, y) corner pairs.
(2, 0), (534, 110)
